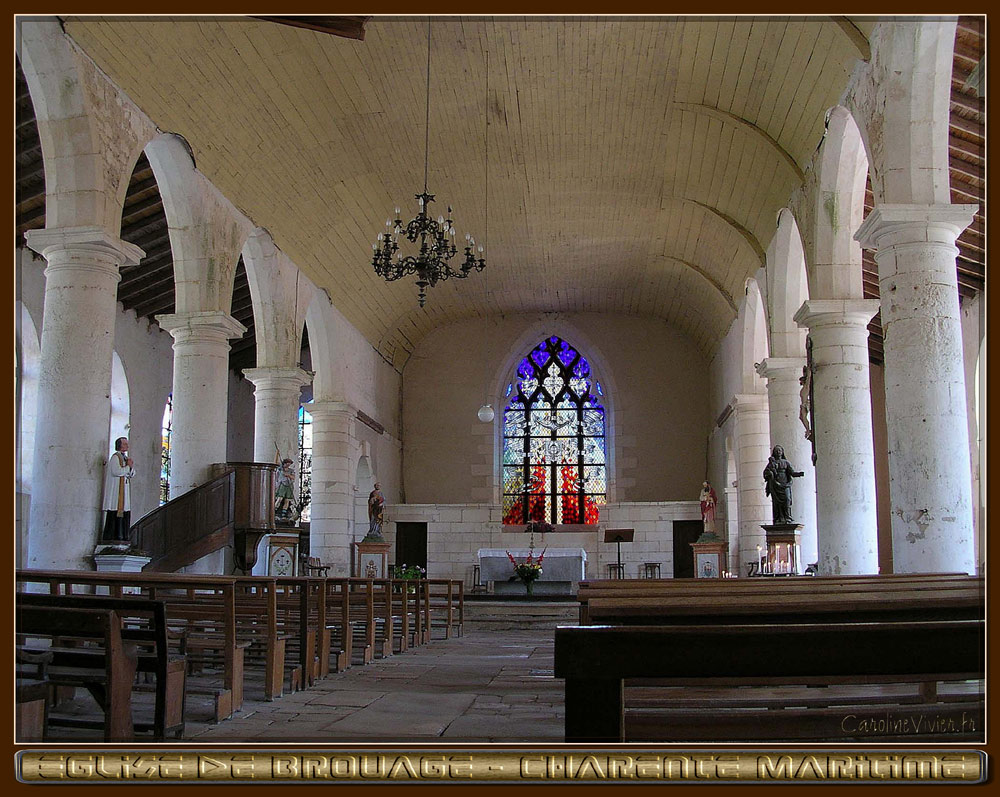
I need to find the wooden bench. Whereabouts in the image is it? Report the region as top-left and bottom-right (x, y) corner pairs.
(18, 570), (247, 722)
(232, 578), (295, 699)
(554, 619), (985, 742)
(17, 593), (186, 740)
(16, 649), (53, 741)
(427, 579), (464, 639)
(576, 574), (983, 624)
(16, 604), (137, 741)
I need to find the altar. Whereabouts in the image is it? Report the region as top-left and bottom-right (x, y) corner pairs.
(477, 548), (587, 595)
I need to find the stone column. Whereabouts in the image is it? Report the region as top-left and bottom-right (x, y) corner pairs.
(156, 311), (246, 499)
(731, 393), (771, 574)
(243, 367), (313, 465)
(24, 227), (144, 570)
(855, 204), (977, 574)
(794, 299), (880, 574)
(307, 400), (358, 576)
(756, 357), (818, 572)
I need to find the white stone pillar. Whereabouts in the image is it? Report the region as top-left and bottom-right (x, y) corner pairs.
(731, 393), (770, 574)
(756, 357), (818, 572)
(855, 204), (978, 574)
(24, 227), (144, 570)
(156, 311), (246, 498)
(794, 299), (880, 574)
(243, 367), (313, 464)
(307, 400), (358, 576)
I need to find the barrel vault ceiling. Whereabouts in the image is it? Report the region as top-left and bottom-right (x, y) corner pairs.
(17, 16), (984, 370)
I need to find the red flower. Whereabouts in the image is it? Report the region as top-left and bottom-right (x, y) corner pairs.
(506, 551), (517, 565)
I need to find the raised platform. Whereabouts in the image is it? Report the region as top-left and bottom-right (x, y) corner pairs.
(493, 580), (573, 596)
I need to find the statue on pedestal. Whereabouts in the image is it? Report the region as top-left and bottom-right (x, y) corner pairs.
(365, 482), (385, 541)
(763, 445), (804, 524)
(699, 481), (718, 535)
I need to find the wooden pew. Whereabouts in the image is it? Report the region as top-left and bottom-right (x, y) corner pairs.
(232, 577), (294, 699)
(427, 579), (464, 639)
(322, 578), (353, 672)
(554, 619), (985, 743)
(584, 583), (984, 627)
(17, 570), (247, 721)
(576, 574), (983, 624)
(16, 649), (52, 741)
(17, 593), (186, 740)
(16, 604), (137, 741)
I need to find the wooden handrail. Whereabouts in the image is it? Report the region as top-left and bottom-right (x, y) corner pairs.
(130, 468), (236, 572)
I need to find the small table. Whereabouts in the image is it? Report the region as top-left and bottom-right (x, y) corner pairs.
(642, 562), (661, 579)
(607, 563), (625, 579)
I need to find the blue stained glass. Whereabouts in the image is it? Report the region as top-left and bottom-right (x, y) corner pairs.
(596, 380), (603, 396)
(557, 340), (577, 368)
(531, 345), (549, 368)
(517, 358), (533, 379)
(505, 382), (513, 398)
(549, 336), (559, 343)
(573, 358), (591, 378)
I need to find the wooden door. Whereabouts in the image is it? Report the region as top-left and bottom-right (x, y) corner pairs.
(672, 520), (703, 578)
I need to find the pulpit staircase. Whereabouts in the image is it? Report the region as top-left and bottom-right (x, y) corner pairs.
(129, 462), (278, 573)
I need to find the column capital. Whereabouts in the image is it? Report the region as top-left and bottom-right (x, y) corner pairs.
(794, 299), (880, 330)
(854, 203), (977, 250)
(25, 225), (145, 268)
(755, 356), (807, 381)
(242, 366), (314, 392)
(729, 393), (769, 411)
(305, 399), (356, 420)
(155, 311), (247, 343)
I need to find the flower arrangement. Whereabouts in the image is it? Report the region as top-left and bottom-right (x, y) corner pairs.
(506, 548), (546, 595)
(392, 563), (426, 580)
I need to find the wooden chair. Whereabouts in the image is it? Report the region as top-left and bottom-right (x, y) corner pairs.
(301, 556), (330, 577)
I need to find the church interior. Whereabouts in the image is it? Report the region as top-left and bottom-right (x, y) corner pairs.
(14, 15), (985, 750)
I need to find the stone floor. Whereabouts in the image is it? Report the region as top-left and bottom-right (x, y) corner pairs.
(185, 626), (564, 742)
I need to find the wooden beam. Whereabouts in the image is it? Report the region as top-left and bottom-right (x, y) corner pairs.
(828, 17), (870, 61)
(950, 112), (984, 139)
(951, 89), (984, 117)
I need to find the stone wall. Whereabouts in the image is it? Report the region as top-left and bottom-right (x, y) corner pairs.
(382, 501), (701, 587)
(402, 313), (710, 507)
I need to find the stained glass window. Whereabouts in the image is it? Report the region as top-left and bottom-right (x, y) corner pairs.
(502, 335), (607, 525)
(298, 406), (313, 523)
(159, 394), (172, 505)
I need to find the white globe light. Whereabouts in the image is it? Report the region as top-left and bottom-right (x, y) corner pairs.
(477, 404), (495, 423)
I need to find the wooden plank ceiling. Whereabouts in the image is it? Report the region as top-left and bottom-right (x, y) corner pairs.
(17, 16), (984, 371)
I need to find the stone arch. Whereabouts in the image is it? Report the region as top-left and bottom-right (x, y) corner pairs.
(811, 105), (869, 300)
(739, 278), (769, 395)
(849, 20), (956, 205)
(765, 209), (810, 358)
(242, 228), (310, 368)
(304, 285), (339, 401)
(493, 318), (619, 503)
(145, 132), (252, 314)
(108, 350), (130, 447)
(17, 18), (156, 235)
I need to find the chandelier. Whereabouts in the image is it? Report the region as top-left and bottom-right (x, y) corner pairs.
(371, 19), (486, 307)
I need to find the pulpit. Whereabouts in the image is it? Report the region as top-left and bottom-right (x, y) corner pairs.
(212, 462), (278, 573)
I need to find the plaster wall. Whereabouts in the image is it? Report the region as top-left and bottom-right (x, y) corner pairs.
(402, 313), (709, 506)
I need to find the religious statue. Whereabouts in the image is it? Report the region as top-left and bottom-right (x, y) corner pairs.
(101, 437), (135, 543)
(762, 445), (804, 524)
(274, 457), (296, 523)
(798, 365), (813, 441)
(699, 481), (718, 534)
(366, 482), (385, 540)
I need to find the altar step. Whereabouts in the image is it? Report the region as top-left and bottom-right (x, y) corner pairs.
(463, 600), (579, 632)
